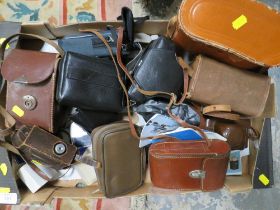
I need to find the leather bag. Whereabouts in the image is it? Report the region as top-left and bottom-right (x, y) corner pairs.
(56, 51), (124, 112)
(186, 55), (271, 117)
(128, 36), (184, 104)
(69, 107), (122, 133)
(168, 0), (280, 69)
(149, 138), (230, 191)
(1, 33), (64, 133)
(12, 125), (77, 170)
(91, 122), (146, 198)
(58, 28), (118, 57)
(205, 118), (258, 150)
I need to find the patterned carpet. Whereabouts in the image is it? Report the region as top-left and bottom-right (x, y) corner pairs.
(0, 0), (132, 25)
(1, 0), (280, 209)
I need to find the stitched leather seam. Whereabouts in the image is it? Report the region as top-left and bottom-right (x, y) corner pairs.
(202, 157), (228, 191)
(15, 126), (34, 148)
(22, 142), (69, 165)
(251, 77), (271, 117)
(188, 55), (202, 98)
(150, 155), (222, 159)
(50, 72), (55, 133)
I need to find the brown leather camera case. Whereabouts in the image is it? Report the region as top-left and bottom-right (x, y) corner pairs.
(1, 34), (63, 133)
(12, 125), (77, 170)
(168, 0), (280, 69)
(188, 55), (271, 117)
(149, 139), (230, 191)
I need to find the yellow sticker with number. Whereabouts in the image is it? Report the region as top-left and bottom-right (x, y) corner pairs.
(0, 38), (10, 49)
(0, 163), (7, 176)
(259, 174), (270, 186)
(232, 15), (247, 30)
(0, 187), (10, 193)
(12, 105), (24, 117)
(32, 160), (42, 166)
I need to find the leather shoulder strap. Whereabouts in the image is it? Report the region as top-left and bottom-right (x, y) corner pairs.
(0, 33), (64, 62)
(203, 105), (240, 121)
(0, 106), (16, 139)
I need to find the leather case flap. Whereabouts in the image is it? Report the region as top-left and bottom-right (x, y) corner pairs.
(1, 49), (57, 84)
(133, 37), (183, 94)
(150, 140), (230, 156)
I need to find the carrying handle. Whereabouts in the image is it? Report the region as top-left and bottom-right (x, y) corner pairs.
(203, 105), (241, 121)
(0, 33), (64, 61)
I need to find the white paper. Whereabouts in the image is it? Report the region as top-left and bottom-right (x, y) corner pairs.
(18, 164), (48, 193)
(0, 193), (17, 204)
(40, 40), (59, 53)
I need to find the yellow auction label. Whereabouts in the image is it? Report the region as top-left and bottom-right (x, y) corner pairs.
(32, 160), (42, 166)
(259, 174), (270, 186)
(0, 188), (10, 193)
(232, 15), (247, 30)
(12, 105), (24, 117)
(0, 38), (10, 49)
(0, 163), (7, 176)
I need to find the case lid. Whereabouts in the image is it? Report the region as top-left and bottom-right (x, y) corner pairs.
(1, 49), (57, 84)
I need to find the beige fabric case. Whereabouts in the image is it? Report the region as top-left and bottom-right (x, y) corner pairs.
(91, 122), (146, 198)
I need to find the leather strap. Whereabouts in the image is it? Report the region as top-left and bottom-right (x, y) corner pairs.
(0, 140), (52, 181)
(80, 28), (140, 139)
(0, 33), (64, 93)
(203, 105), (231, 114)
(116, 27), (178, 100)
(176, 57), (190, 104)
(204, 112), (240, 121)
(114, 27), (210, 142)
(203, 105), (240, 121)
(0, 106), (16, 139)
(0, 33), (64, 61)
(166, 16), (178, 39)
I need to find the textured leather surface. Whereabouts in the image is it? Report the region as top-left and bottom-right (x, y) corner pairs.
(128, 36), (183, 103)
(58, 29), (118, 57)
(189, 55), (271, 117)
(149, 140), (230, 191)
(170, 0), (280, 69)
(1, 48), (58, 132)
(12, 125), (77, 170)
(2, 49), (55, 83)
(56, 51), (124, 112)
(206, 118), (254, 150)
(91, 122), (146, 198)
(70, 107), (122, 133)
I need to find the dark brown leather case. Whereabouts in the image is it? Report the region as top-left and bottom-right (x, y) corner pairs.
(12, 125), (77, 170)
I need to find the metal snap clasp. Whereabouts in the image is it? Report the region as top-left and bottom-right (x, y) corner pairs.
(22, 95), (37, 110)
(189, 170), (206, 179)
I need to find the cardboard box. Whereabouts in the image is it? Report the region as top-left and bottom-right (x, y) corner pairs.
(6, 21), (277, 204)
